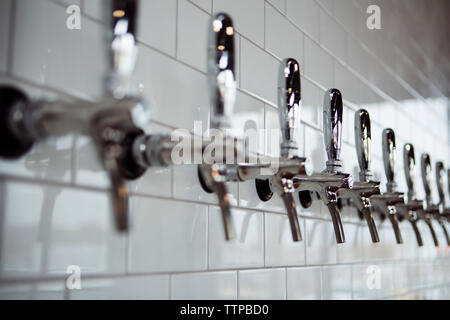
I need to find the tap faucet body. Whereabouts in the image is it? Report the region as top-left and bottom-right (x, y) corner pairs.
(296, 89), (355, 244)
(368, 128), (404, 244)
(237, 58), (308, 242)
(421, 156), (449, 245)
(0, 0), (148, 231)
(399, 143), (438, 246)
(336, 109), (380, 243)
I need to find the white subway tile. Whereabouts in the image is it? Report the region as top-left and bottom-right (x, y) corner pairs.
(286, 0), (320, 40)
(0, 135), (72, 183)
(213, 0), (265, 47)
(209, 206), (264, 269)
(337, 223), (364, 263)
(265, 213), (305, 267)
(240, 39), (279, 105)
(13, 0), (107, 99)
(171, 271), (237, 299)
(301, 77), (321, 128)
(129, 197), (208, 272)
(0, 182), (45, 277)
(304, 37), (334, 90)
(286, 266), (322, 299)
(0, 281), (65, 300)
(319, 8), (347, 63)
(238, 268), (286, 299)
(177, 0), (210, 72)
(69, 275), (169, 299)
(322, 265), (352, 299)
(135, 45), (210, 130)
(189, 0), (212, 13)
(266, 0), (286, 14)
(46, 187), (127, 275)
(0, 0), (10, 73)
(138, 0), (177, 57)
(304, 126), (326, 174)
(83, 0), (104, 21)
(305, 218), (338, 265)
(265, 3), (303, 68)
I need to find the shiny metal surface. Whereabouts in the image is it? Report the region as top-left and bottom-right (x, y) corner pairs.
(0, 0), (149, 232)
(107, 0), (139, 98)
(382, 128), (397, 193)
(401, 144), (438, 246)
(336, 108), (380, 243)
(420, 154), (449, 246)
(278, 58), (301, 159)
(208, 13), (236, 130)
(323, 89), (343, 173)
(354, 109), (372, 182)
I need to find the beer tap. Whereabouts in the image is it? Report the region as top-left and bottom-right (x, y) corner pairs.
(335, 109), (380, 243)
(421, 156), (449, 245)
(396, 144), (437, 246)
(369, 128), (404, 244)
(0, 0), (149, 231)
(199, 58), (308, 242)
(296, 89), (354, 244)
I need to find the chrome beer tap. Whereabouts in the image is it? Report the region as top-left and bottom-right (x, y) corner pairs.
(369, 129), (404, 244)
(436, 163), (450, 227)
(245, 58), (309, 242)
(201, 58), (308, 242)
(296, 89), (353, 244)
(421, 156), (449, 245)
(335, 109), (380, 243)
(396, 143), (438, 247)
(0, 0), (149, 231)
(128, 13), (239, 240)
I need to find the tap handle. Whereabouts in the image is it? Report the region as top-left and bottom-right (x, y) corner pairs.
(354, 109), (372, 181)
(208, 13), (237, 130)
(420, 153), (432, 201)
(323, 89), (343, 172)
(278, 58), (301, 158)
(403, 143), (416, 198)
(108, 0), (139, 97)
(435, 161), (445, 205)
(382, 128), (397, 192)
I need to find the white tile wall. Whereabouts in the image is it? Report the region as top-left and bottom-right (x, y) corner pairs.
(0, 0), (448, 300)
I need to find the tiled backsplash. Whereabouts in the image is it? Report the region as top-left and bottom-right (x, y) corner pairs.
(0, 0), (449, 300)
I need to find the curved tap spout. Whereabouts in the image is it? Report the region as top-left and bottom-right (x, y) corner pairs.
(208, 13), (236, 130)
(323, 89), (343, 173)
(278, 58), (301, 159)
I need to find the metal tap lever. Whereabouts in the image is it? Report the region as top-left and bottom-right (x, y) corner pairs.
(323, 89), (343, 173)
(355, 109), (372, 182)
(208, 13), (236, 130)
(279, 58), (301, 159)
